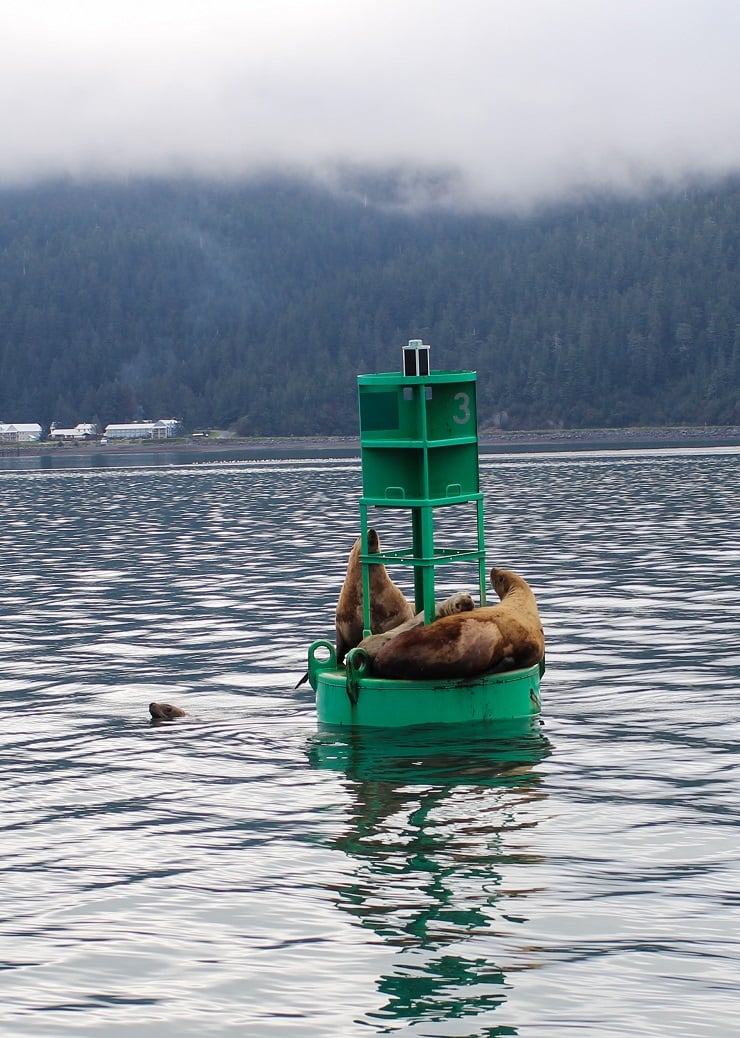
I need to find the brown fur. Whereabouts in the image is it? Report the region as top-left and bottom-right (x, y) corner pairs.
(372, 568), (544, 680)
(358, 591), (475, 658)
(436, 591), (476, 619)
(335, 529), (414, 664)
(149, 702), (189, 720)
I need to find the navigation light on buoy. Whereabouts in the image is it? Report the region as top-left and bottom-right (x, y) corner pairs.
(402, 339), (430, 377)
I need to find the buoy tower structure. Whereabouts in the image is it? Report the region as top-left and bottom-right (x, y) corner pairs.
(306, 341), (544, 727)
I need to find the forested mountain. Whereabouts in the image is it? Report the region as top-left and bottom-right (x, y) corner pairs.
(0, 175), (738, 434)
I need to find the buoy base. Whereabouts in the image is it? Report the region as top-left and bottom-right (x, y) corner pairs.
(307, 641), (543, 728)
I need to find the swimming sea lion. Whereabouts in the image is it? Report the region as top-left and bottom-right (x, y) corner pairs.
(335, 529), (414, 664)
(358, 591), (475, 659)
(149, 702), (189, 721)
(371, 568), (544, 680)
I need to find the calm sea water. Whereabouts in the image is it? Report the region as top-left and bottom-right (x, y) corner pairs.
(0, 447), (738, 1037)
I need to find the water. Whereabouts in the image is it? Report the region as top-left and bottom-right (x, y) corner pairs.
(0, 448), (738, 1037)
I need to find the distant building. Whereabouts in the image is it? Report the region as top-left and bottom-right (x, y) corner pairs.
(103, 419), (180, 440)
(49, 422), (99, 441)
(0, 422), (43, 442)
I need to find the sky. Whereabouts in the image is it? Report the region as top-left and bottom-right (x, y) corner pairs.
(3, 0), (740, 208)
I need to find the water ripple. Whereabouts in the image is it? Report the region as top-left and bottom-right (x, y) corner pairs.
(0, 449), (739, 1035)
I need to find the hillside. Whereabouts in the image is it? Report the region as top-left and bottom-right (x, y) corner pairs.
(0, 175), (738, 433)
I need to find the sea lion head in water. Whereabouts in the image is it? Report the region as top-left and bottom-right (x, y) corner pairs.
(149, 702), (189, 721)
(335, 529), (414, 664)
(372, 567), (545, 680)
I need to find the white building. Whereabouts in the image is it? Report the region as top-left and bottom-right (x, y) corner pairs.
(0, 422), (43, 442)
(103, 419), (180, 440)
(49, 423), (99, 441)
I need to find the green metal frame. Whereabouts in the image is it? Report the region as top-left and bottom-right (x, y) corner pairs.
(357, 370), (486, 629)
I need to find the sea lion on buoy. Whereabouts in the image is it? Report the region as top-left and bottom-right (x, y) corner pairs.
(358, 591), (475, 659)
(335, 529), (414, 664)
(371, 568), (544, 680)
(149, 702), (189, 721)
(431, 591), (476, 619)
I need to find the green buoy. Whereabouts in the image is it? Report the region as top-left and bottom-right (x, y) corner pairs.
(307, 341), (544, 728)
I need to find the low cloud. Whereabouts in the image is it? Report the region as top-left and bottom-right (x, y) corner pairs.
(3, 0), (739, 207)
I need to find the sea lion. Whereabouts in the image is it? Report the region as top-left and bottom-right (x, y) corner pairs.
(371, 568), (545, 680)
(149, 702), (189, 721)
(433, 591), (477, 619)
(335, 529), (414, 664)
(358, 591), (475, 659)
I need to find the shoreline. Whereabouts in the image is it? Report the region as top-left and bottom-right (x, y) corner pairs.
(3, 424), (740, 460)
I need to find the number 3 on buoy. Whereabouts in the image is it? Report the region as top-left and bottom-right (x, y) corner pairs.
(453, 391), (471, 425)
